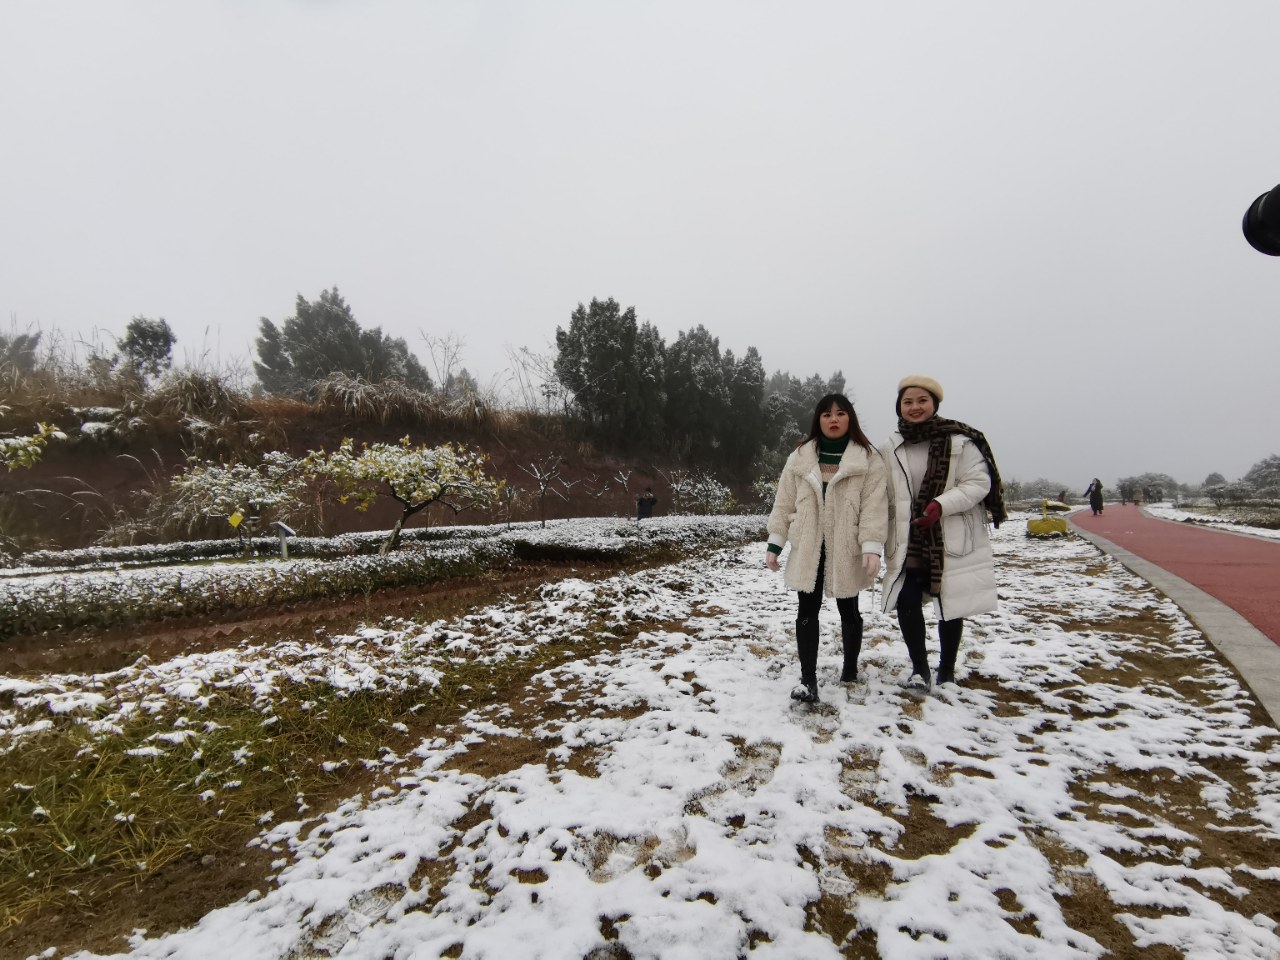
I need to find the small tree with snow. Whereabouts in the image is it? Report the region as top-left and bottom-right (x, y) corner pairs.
(557, 475), (582, 512)
(751, 476), (778, 510)
(312, 438), (503, 553)
(519, 457), (567, 528)
(669, 470), (735, 515)
(497, 483), (533, 530)
(0, 420), (64, 470)
(582, 473), (612, 503)
(165, 451), (311, 549)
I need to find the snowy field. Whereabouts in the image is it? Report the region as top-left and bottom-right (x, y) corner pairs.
(1143, 503), (1280, 542)
(10, 519), (1280, 960)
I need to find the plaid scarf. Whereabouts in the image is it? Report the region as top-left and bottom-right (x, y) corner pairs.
(898, 415), (1008, 595)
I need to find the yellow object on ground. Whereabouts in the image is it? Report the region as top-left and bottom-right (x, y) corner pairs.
(1027, 499), (1071, 538)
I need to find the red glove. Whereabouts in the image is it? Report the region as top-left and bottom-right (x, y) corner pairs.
(913, 501), (942, 529)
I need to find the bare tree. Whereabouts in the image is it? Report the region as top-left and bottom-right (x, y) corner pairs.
(557, 475), (582, 515)
(657, 467), (688, 514)
(504, 345), (571, 415)
(498, 483), (530, 530)
(583, 473), (612, 501)
(519, 456), (566, 528)
(421, 332), (465, 393)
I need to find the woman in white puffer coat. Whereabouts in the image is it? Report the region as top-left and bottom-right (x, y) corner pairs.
(881, 375), (1007, 688)
(766, 393), (888, 704)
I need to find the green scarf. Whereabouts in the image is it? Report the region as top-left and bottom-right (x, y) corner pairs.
(817, 435), (849, 465)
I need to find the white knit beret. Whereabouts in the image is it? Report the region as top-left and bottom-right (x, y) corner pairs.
(897, 375), (943, 403)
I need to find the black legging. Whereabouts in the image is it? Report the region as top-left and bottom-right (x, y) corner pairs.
(895, 567), (962, 675)
(795, 549), (861, 681)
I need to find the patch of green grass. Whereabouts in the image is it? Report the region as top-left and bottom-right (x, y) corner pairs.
(0, 627), (626, 932)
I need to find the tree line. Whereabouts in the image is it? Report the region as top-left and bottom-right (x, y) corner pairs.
(5, 291), (1278, 502)
(249, 290), (843, 480)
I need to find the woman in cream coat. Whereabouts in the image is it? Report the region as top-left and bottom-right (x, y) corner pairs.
(881, 375), (1007, 688)
(766, 393), (888, 703)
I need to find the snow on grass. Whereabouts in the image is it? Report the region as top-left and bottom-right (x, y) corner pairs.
(20, 517), (1280, 959)
(1144, 502), (1280, 541)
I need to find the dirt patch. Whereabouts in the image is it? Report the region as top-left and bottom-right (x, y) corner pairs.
(0, 558), (644, 677)
(1065, 762), (1280, 919)
(1052, 869), (1183, 960)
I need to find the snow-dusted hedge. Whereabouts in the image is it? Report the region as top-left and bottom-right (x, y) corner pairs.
(0, 515), (766, 640)
(500, 514), (765, 561)
(1, 540), (512, 640)
(6, 522), (501, 573)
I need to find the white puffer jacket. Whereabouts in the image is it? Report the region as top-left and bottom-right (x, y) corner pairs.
(766, 440), (889, 597)
(880, 432), (998, 620)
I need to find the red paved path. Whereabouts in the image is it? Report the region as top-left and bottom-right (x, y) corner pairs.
(1070, 504), (1280, 647)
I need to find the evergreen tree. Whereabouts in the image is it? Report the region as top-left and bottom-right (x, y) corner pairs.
(664, 325), (728, 463)
(117, 317), (176, 380)
(0, 330), (41, 375)
(763, 369), (847, 453)
(553, 298), (665, 444)
(254, 288), (431, 396)
(720, 347), (767, 477)
(628, 321), (667, 447)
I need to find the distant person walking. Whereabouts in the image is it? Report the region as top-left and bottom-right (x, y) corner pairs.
(881, 376), (1007, 688)
(1084, 478), (1104, 516)
(765, 393), (888, 703)
(636, 487), (658, 520)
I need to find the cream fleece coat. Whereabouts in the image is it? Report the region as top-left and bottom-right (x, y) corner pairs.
(766, 440), (889, 597)
(880, 432), (998, 620)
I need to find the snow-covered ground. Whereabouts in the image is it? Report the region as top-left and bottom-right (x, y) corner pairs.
(13, 520), (1280, 960)
(1144, 502), (1280, 542)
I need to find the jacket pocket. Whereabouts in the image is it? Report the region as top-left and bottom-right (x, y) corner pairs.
(840, 500), (860, 549)
(943, 511), (975, 557)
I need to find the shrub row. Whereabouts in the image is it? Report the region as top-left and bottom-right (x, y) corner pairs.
(4, 521), (506, 573)
(0, 516), (766, 641)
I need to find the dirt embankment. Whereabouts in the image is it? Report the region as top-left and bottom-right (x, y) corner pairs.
(1, 412), (683, 551)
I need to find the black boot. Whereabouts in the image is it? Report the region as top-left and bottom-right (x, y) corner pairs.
(936, 619), (963, 686)
(791, 616), (820, 702)
(839, 614), (863, 683)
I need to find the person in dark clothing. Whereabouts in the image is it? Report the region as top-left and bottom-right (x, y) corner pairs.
(636, 487), (657, 520)
(1084, 478), (1104, 515)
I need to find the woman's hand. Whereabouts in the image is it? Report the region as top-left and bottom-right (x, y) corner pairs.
(765, 552), (781, 572)
(862, 553), (880, 579)
(912, 500), (942, 529)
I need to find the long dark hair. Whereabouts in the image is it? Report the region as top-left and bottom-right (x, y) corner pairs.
(797, 393), (872, 452)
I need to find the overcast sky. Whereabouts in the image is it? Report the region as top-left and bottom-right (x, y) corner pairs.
(3, 1), (1278, 487)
